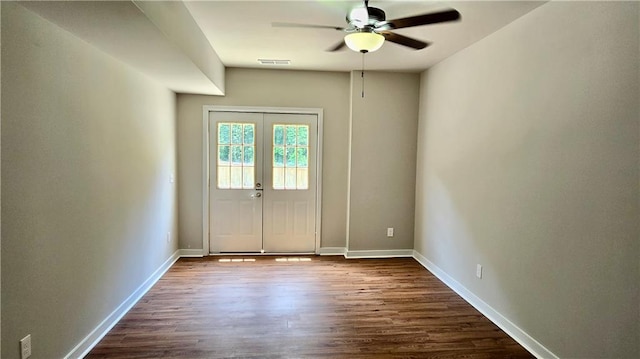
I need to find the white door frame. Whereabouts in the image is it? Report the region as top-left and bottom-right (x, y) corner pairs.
(202, 105), (323, 256)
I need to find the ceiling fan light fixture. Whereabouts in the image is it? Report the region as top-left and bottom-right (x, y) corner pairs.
(344, 32), (384, 53)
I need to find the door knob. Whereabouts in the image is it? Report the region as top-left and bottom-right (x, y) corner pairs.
(251, 192), (262, 198)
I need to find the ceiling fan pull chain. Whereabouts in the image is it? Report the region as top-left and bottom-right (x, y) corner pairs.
(361, 52), (365, 98)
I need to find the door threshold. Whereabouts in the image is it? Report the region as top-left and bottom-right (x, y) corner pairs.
(210, 252), (316, 256)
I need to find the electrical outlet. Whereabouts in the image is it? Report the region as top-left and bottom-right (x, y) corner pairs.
(20, 334), (32, 359)
(166, 231), (171, 243)
(476, 264), (483, 279)
(386, 227), (394, 237)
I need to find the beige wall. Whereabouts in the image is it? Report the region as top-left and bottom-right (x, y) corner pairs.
(348, 71), (420, 251)
(1, 3), (178, 358)
(177, 68), (350, 250)
(178, 68), (420, 253)
(0, 2), (3, 354)
(415, 1), (639, 357)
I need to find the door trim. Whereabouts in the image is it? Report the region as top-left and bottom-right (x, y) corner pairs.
(202, 105), (324, 256)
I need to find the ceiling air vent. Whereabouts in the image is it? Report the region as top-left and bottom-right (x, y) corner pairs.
(258, 59), (291, 65)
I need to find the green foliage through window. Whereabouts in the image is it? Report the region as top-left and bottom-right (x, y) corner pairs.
(217, 122), (255, 189)
(273, 124), (309, 190)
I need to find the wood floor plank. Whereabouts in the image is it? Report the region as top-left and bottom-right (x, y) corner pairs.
(86, 256), (533, 358)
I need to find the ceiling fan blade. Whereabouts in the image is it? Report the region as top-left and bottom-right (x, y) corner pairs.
(327, 40), (347, 52)
(380, 31), (430, 50)
(272, 22), (345, 31)
(386, 9), (460, 30)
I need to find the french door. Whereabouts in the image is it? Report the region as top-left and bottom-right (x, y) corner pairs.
(209, 111), (318, 253)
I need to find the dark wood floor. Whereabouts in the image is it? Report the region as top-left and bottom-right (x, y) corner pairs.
(87, 256), (534, 358)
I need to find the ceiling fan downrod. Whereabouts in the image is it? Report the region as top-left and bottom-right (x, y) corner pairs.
(361, 52), (365, 98)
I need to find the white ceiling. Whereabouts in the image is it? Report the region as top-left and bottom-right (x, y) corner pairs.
(18, 1), (546, 94)
(184, 0), (546, 72)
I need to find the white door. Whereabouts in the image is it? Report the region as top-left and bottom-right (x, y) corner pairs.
(263, 114), (317, 252)
(209, 112), (264, 252)
(209, 111), (317, 253)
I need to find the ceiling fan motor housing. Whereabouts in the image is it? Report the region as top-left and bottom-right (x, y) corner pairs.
(347, 6), (386, 27)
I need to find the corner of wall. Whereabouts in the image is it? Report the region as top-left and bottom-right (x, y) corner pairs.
(0, 2), (3, 354)
(637, 3), (640, 353)
(345, 71), (356, 251)
(132, 0), (225, 95)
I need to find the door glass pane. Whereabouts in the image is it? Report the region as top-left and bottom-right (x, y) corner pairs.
(297, 126), (308, 146)
(272, 124), (309, 190)
(243, 146), (254, 166)
(273, 167), (285, 189)
(218, 166), (230, 189)
(243, 167), (254, 189)
(219, 124), (230, 145)
(274, 125), (284, 146)
(285, 147), (296, 167)
(243, 124), (254, 145)
(218, 145), (230, 164)
(296, 168), (309, 190)
(296, 148), (308, 167)
(231, 124), (243, 144)
(285, 168), (296, 189)
(217, 122), (255, 189)
(230, 167), (242, 189)
(231, 145), (242, 165)
(286, 126), (297, 146)
(273, 146), (284, 167)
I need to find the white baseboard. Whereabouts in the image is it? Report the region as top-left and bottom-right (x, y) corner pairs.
(412, 250), (558, 359)
(318, 247), (347, 256)
(65, 250), (181, 359)
(179, 248), (204, 257)
(346, 249), (413, 258)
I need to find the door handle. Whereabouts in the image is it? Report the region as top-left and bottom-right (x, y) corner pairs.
(251, 192), (262, 198)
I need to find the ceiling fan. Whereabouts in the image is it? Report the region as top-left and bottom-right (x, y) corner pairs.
(273, 0), (461, 53)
